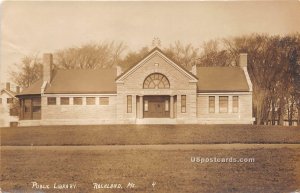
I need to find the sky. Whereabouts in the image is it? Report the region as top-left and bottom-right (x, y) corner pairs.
(1, 1), (300, 83)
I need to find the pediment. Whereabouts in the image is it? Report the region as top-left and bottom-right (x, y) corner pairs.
(116, 47), (198, 83)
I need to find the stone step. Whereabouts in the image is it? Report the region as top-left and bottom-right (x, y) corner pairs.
(136, 118), (176, 124)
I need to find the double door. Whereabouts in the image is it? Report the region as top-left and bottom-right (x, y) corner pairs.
(143, 96), (170, 118)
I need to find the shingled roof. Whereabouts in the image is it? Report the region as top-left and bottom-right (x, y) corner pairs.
(17, 68), (117, 95)
(197, 67), (249, 92)
(17, 47), (250, 96)
(17, 79), (43, 96)
(17, 66), (249, 96)
(45, 69), (117, 94)
(1, 88), (17, 97)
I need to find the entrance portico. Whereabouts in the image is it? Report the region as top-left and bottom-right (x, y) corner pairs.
(116, 48), (199, 124)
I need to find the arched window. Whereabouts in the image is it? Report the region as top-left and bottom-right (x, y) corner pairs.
(143, 73), (170, 89)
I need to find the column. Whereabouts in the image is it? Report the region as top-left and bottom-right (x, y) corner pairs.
(170, 95), (174, 118)
(57, 96), (60, 105)
(228, 96), (233, 113)
(82, 97), (86, 105)
(215, 96), (219, 113)
(139, 95), (143, 118)
(30, 98), (33, 119)
(20, 99), (24, 119)
(70, 97), (74, 105)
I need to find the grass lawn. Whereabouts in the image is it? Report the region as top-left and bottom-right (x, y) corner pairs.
(1, 124), (299, 146)
(1, 125), (300, 192)
(1, 147), (300, 193)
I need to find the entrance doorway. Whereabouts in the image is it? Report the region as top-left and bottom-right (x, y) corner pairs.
(143, 96), (170, 118)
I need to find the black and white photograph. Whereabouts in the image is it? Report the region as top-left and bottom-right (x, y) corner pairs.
(0, 1), (300, 193)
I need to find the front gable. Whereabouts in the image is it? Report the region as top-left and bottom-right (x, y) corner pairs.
(116, 47), (198, 85)
(1, 89), (17, 98)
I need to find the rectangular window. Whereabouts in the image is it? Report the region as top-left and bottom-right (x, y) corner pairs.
(24, 107), (30, 112)
(86, 97), (96, 105)
(32, 106), (41, 113)
(0, 98), (2, 104)
(219, 96), (228, 113)
(47, 97), (56, 105)
(144, 100), (148, 112)
(7, 98), (13, 104)
(20, 98), (41, 120)
(24, 99), (31, 113)
(233, 96), (239, 113)
(181, 95), (186, 113)
(32, 98), (41, 119)
(9, 108), (18, 116)
(32, 98), (41, 110)
(60, 97), (69, 105)
(209, 96), (215, 113)
(73, 97), (82, 105)
(99, 97), (109, 105)
(165, 99), (169, 111)
(127, 95), (132, 113)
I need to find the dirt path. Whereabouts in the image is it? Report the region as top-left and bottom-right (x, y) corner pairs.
(1, 143), (300, 150)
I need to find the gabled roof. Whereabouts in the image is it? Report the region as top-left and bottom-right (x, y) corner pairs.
(45, 69), (117, 94)
(16, 48), (251, 96)
(17, 79), (43, 96)
(197, 67), (249, 92)
(1, 89), (17, 98)
(116, 47), (198, 82)
(17, 69), (117, 95)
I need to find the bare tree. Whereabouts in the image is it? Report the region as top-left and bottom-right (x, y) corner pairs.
(54, 41), (127, 69)
(197, 39), (232, 67)
(120, 47), (150, 70)
(9, 35), (300, 126)
(9, 41), (126, 88)
(10, 55), (42, 88)
(121, 41), (199, 71)
(164, 41), (199, 69)
(222, 34), (300, 125)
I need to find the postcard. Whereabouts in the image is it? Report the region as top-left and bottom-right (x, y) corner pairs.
(1, 1), (300, 193)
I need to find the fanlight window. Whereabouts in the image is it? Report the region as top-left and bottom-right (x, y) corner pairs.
(143, 73), (170, 89)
